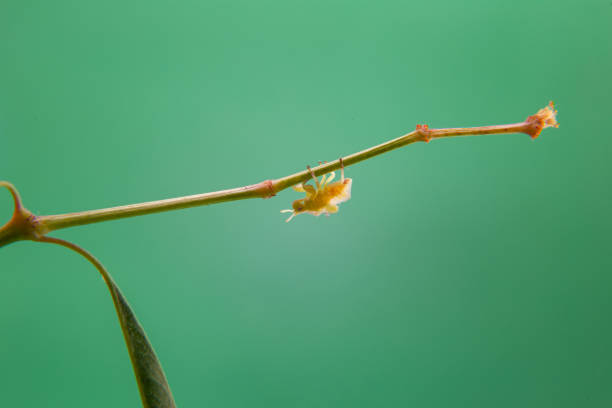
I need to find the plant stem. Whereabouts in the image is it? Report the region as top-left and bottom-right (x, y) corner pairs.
(1, 103), (558, 241)
(36, 183), (270, 233)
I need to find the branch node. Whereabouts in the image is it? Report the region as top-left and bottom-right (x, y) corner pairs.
(415, 124), (432, 143)
(0, 182), (42, 247)
(256, 180), (276, 199)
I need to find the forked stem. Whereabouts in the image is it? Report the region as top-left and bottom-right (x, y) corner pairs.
(0, 181), (38, 247)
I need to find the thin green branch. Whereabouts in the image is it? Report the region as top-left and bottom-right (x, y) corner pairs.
(0, 102), (558, 243)
(36, 183), (268, 233)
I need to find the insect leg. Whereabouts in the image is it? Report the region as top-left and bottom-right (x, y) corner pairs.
(339, 157), (345, 182)
(306, 165), (320, 190)
(302, 184), (316, 196)
(323, 172), (335, 186)
(319, 174), (327, 187)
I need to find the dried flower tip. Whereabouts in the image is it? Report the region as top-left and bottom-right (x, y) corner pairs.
(524, 101), (559, 139)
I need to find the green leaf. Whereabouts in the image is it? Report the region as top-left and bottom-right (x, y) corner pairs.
(36, 236), (176, 408)
(105, 273), (177, 408)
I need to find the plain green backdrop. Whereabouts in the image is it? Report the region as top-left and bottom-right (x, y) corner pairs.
(1, 0), (611, 407)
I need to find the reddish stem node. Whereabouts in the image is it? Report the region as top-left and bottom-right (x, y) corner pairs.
(415, 124), (432, 143)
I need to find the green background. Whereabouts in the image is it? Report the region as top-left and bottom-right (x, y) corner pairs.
(1, 0), (610, 406)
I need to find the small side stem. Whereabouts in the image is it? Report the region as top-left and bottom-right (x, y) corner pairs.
(0, 181), (24, 211)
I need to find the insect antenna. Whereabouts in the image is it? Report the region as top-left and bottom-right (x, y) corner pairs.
(280, 209), (295, 222)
